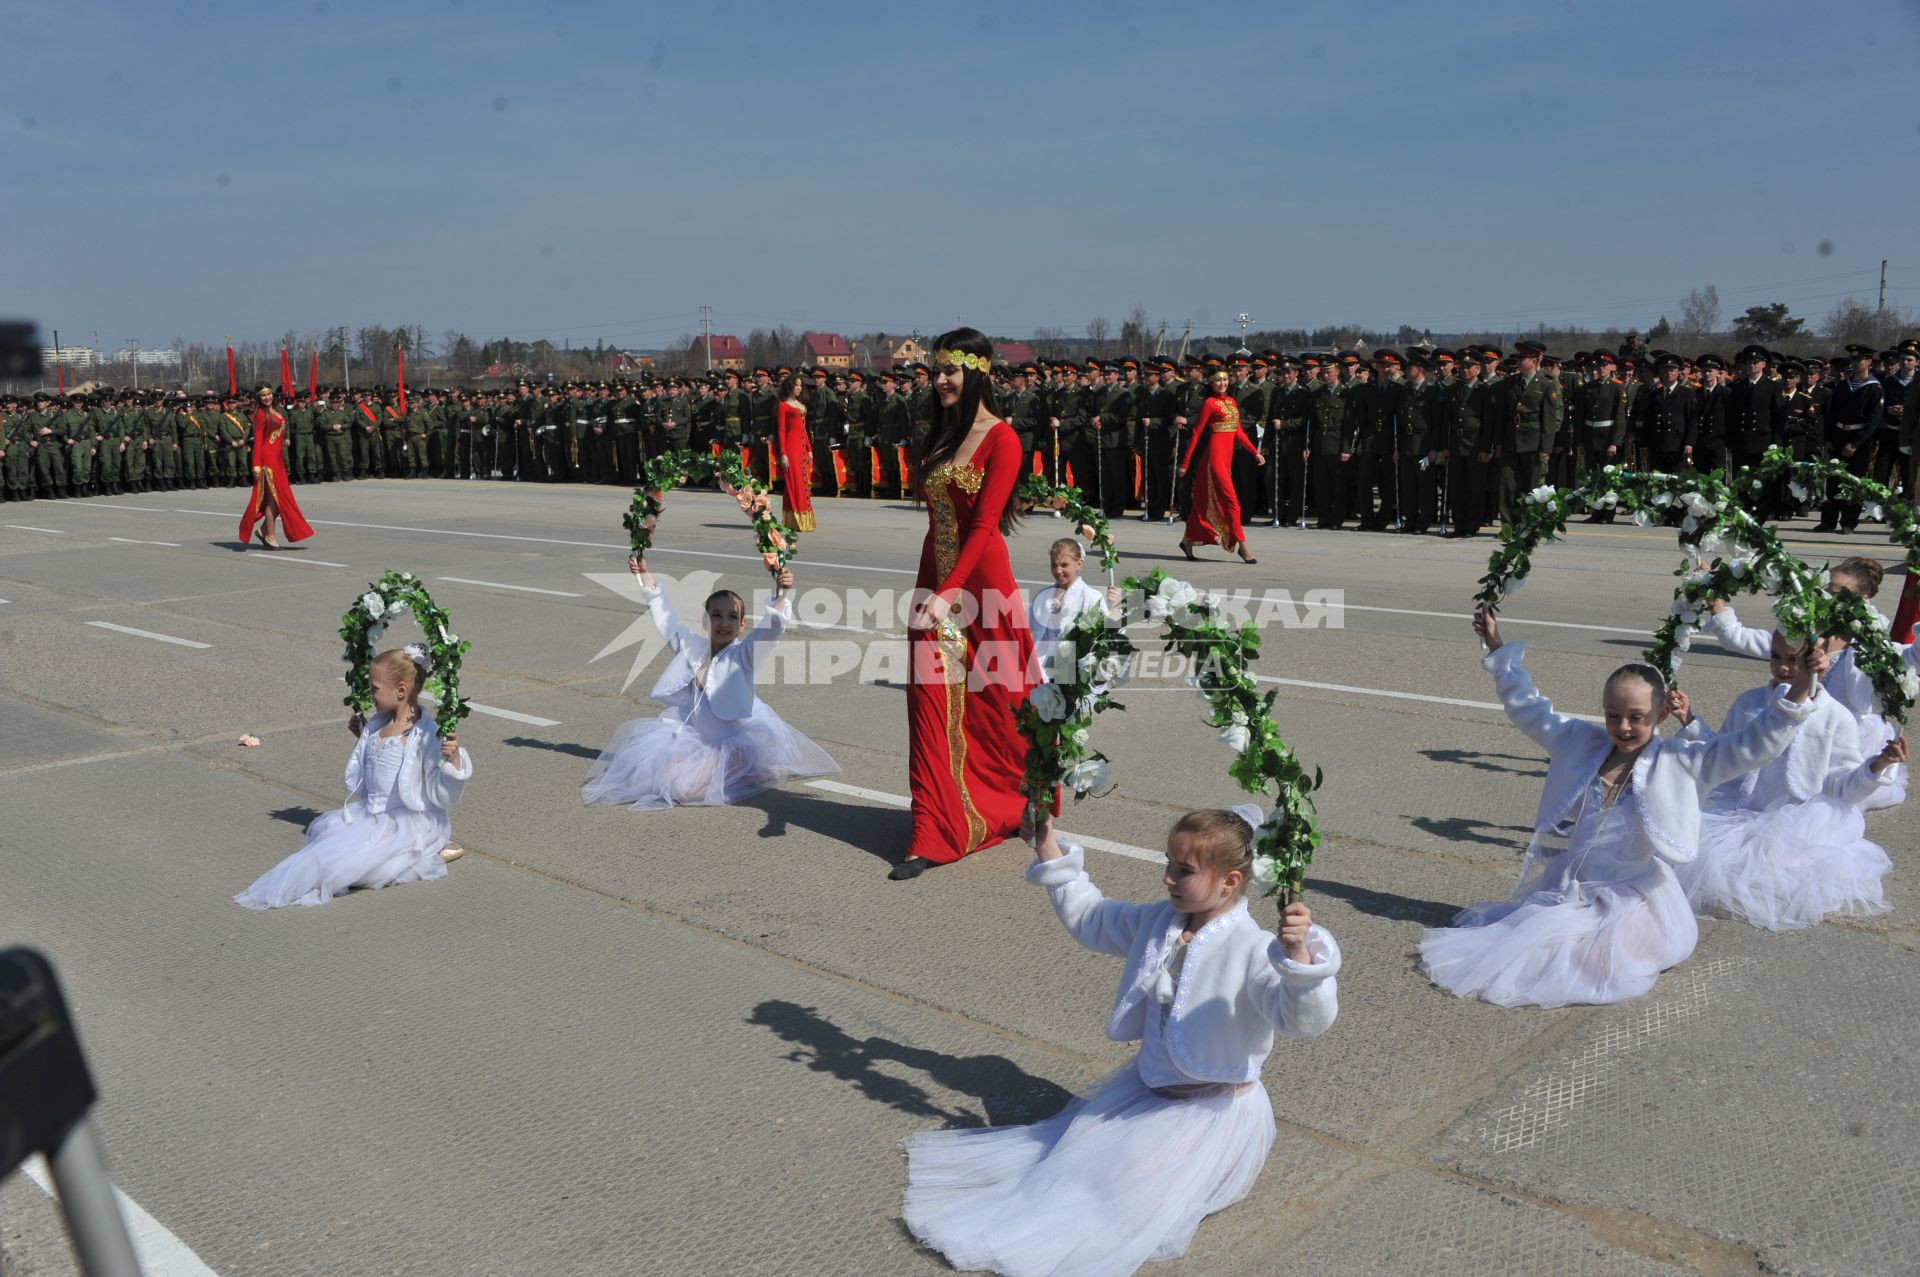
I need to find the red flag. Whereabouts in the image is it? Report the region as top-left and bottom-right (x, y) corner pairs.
(55, 360), (63, 393)
(280, 348), (294, 398)
(396, 345), (407, 415)
(226, 343), (237, 395)
(310, 350), (320, 399)
(1893, 572), (1919, 645)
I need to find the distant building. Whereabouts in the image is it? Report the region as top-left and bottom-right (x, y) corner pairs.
(801, 331), (852, 369)
(49, 345), (102, 369)
(996, 341), (1036, 366)
(111, 347), (182, 368)
(690, 334), (747, 370)
(859, 336), (923, 368)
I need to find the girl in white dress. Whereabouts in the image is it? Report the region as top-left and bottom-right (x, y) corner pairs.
(1704, 556), (1907, 810)
(236, 647), (473, 909)
(904, 806), (1339, 1277)
(1419, 607), (1816, 1008)
(1672, 630), (1906, 930)
(581, 556), (838, 810)
(1026, 537), (1122, 682)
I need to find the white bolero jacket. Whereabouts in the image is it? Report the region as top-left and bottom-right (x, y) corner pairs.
(1026, 846), (1340, 1084)
(1677, 683), (1889, 809)
(641, 585), (790, 722)
(343, 713), (473, 821)
(1485, 642), (1811, 864)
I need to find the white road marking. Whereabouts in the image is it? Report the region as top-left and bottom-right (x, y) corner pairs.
(239, 554), (351, 568)
(90, 503), (171, 513)
(6, 524), (65, 534)
(438, 576), (584, 598)
(1325, 600), (1647, 636)
(84, 621), (211, 649)
(110, 537), (183, 547)
(22, 1154), (222, 1277)
(1252, 674), (1603, 722)
(419, 691), (560, 727)
(172, 509), (233, 516)
(804, 779), (1161, 863)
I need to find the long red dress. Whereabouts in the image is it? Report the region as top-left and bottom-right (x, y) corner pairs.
(907, 421), (1035, 863)
(777, 401), (817, 532)
(238, 406), (314, 544)
(1181, 395), (1259, 551)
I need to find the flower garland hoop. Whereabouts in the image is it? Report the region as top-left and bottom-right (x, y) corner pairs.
(1016, 472), (1120, 575)
(339, 571), (470, 736)
(1477, 464), (1913, 724)
(1014, 476), (1322, 905)
(625, 449), (798, 581)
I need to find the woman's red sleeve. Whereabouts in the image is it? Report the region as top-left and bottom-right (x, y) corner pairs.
(933, 425), (1018, 604)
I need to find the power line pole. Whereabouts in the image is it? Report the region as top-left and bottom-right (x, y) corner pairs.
(700, 305), (712, 372)
(1879, 259), (1889, 311)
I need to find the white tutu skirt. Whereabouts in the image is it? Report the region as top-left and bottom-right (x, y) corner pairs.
(1857, 714), (1907, 811)
(1419, 859), (1698, 1009)
(903, 1062), (1274, 1277)
(1678, 797), (1891, 931)
(235, 803), (450, 910)
(581, 702), (839, 811)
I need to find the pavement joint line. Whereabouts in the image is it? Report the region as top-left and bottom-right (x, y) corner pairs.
(21, 1154), (222, 1277)
(5, 524), (64, 533)
(805, 779), (1163, 862)
(437, 576), (585, 598)
(418, 690), (560, 727)
(236, 553), (351, 568)
(1252, 674), (1606, 723)
(109, 536), (183, 547)
(84, 621), (212, 649)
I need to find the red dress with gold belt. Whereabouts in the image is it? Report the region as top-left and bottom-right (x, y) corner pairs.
(1181, 395), (1258, 551)
(239, 407), (314, 543)
(907, 421), (1035, 863)
(777, 401), (816, 532)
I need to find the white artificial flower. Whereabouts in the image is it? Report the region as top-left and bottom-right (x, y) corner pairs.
(1600, 490), (1620, 508)
(1788, 481), (1809, 501)
(1078, 651), (1098, 679)
(399, 572), (416, 582)
(1864, 503), (1885, 522)
(1655, 491), (1675, 508)
(1067, 725), (1089, 749)
(442, 632), (458, 646)
(1818, 569), (1832, 588)
(1218, 723), (1252, 753)
(1066, 758), (1111, 795)
(1229, 706), (1250, 727)
(1506, 575), (1527, 596)
(1899, 669), (1919, 700)
(1525, 484), (1556, 505)
(1685, 569), (1714, 587)
(1697, 533), (1725, 555)
(1145, 595), (1171, 622)
(1029, 682), (1068, 723)
(360, 592), (385, 619)
(1251, 856), (1281, 890)
(1681, 515), (1699, 534)
(1633, 509), (1656, 528)
(385, 600), (410, 619)
(1868, 610), (1892, 633)
(1728, 559), (1750, 580)
(1676, 631), (1692, 653)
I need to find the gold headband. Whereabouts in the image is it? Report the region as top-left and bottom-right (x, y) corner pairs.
(934, 349), (990, 374)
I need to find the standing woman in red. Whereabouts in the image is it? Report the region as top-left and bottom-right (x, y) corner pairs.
(239, 384), (314, 549)
(893, 328), (1035, 881)
(1178, 368), (1264, 564)
(776, 374), (817, 532)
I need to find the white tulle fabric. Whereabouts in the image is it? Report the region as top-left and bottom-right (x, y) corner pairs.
(1420, 776), (1698, 1009)
(581, 695), (839, 810)
(1680, 798), (1890, 931)
(903, 1063), (1274, 1277)
(236, 718), (469, 909)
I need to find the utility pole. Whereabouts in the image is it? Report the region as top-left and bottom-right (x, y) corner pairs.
(130, 340), (139, 390)
(1879, 259), (1889, 311)
(700, 304), (712, 371)
(342, 328), (351, 393)
(1235, 313), (1254, 355)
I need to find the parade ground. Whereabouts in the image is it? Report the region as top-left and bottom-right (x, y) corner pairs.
(1, 481), (1913, 1277)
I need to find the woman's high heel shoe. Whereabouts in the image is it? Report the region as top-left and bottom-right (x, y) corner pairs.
(888, 856), (932, 881)
(1179, 540), (1196, 561)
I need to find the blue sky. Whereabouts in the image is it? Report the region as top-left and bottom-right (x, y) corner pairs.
(6, 0), (1920, 352)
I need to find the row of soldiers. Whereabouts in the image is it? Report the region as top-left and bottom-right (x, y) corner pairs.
(7, 342), (1916, 532)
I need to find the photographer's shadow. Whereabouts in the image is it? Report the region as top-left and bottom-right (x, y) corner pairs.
(748, 999), (1075, 1128)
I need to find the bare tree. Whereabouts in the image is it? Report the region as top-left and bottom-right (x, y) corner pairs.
(1677, 284), (1721, 337)
(1085, 317), (1111, 356)
(1031, 326), (1069, 360)
(1821, 298), (1910, 349)
(1118, 306), (1151, 356)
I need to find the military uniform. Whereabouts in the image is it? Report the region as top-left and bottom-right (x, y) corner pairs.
(1307, 372), (1357, 528)
(1495, 344), (1561, 522)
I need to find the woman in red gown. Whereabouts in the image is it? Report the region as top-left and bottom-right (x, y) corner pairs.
(893, 328), (1035, 881)
(238, 384), (314, 549)
(776, 374), (817, 532)
(1178, 368), (1264, 564)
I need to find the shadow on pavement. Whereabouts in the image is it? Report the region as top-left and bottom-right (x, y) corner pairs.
(1409, 814), (1533, 849)
(1416, 748), (1546, 778)
(748, 999), (1075, 1128)
(738, 787), (907, 862)
(267, 806), (323, 827)
(1308, 876), (1462, 928)
(501, 734), (602, 761)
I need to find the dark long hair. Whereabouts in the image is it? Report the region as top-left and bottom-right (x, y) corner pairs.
(917, 327), (1020, 534)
